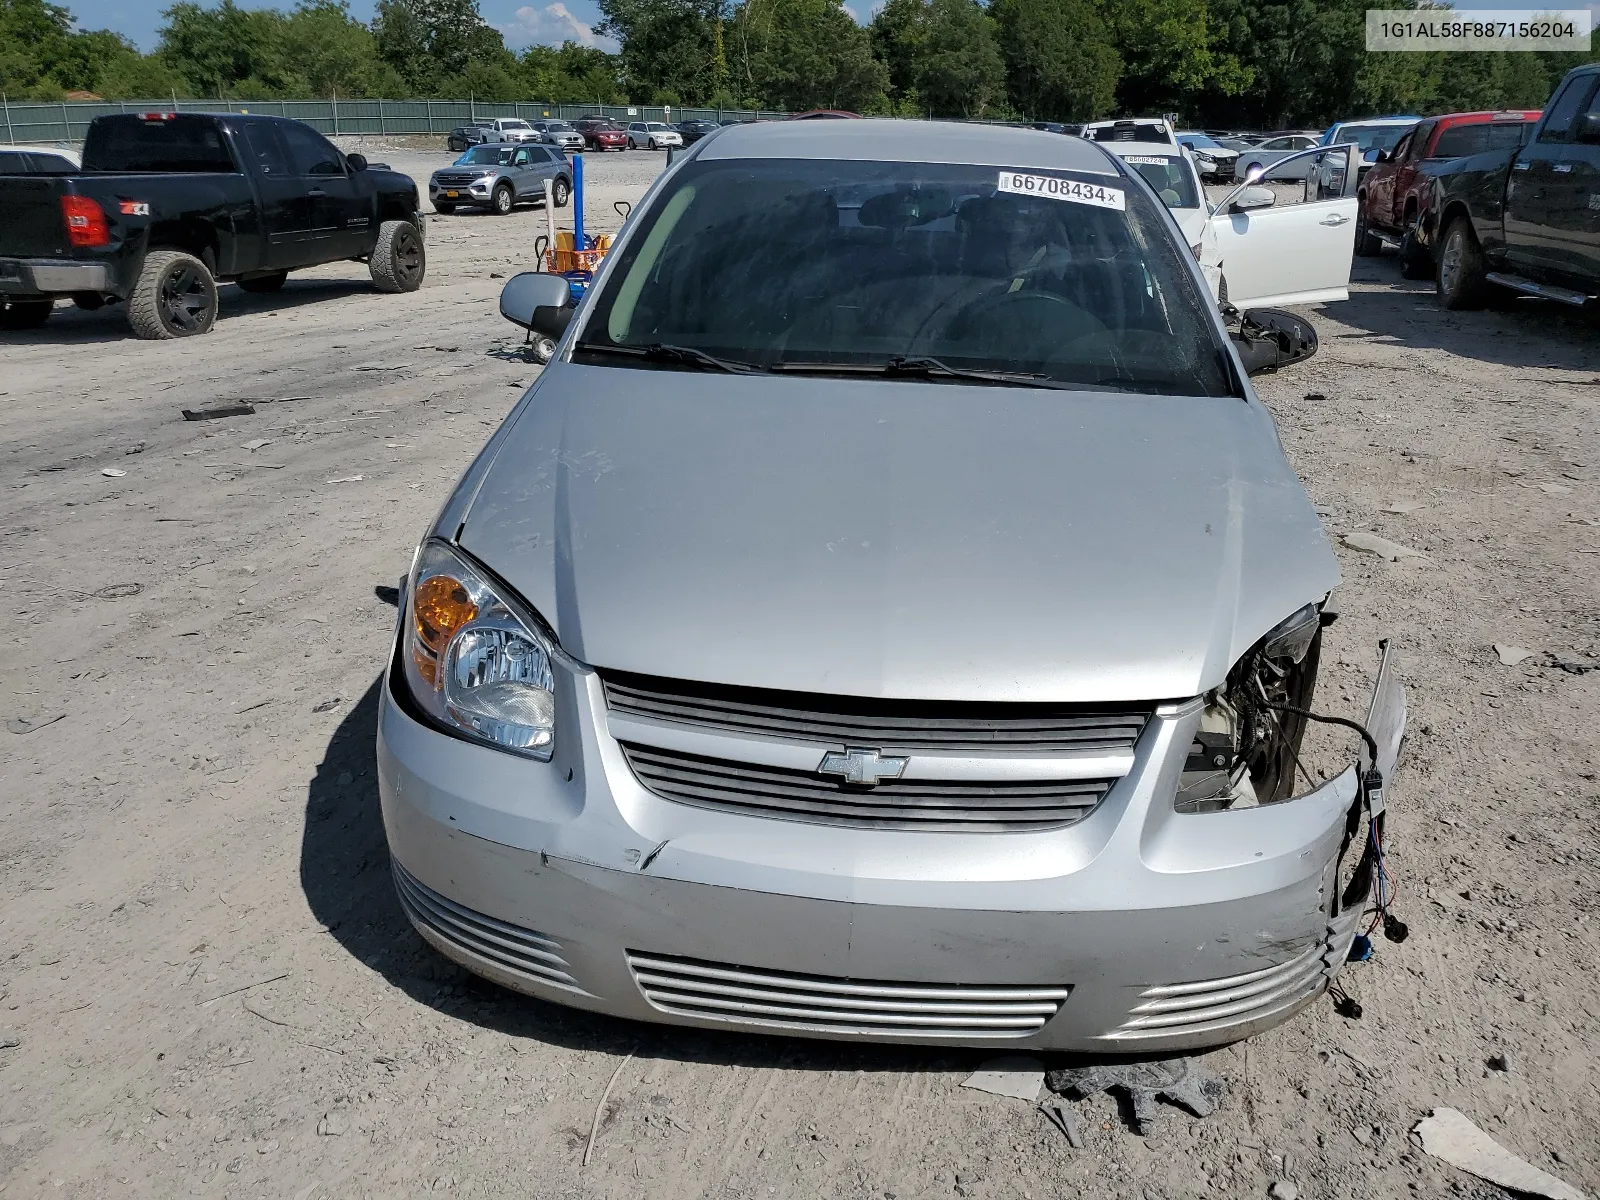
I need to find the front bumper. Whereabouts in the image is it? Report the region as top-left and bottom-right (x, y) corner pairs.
(0, 258), (110, 298)
(378, 645), (1403, 1051)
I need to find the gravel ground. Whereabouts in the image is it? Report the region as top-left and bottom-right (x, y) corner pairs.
(0, 151), (1597, 1200)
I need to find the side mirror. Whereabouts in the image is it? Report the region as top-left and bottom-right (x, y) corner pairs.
(1374, 148), (1392, 164)
(1576, 112), (1600, 144)
(1231, 185), (1276, 213)
(1231, 308), (1318, 376)
(346, 152), (368, 171)
(500, 272), (574, 338)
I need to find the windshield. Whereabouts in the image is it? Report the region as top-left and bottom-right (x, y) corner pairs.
(1180, 134), (1222, 150)
(576, 157), (1232, 397)
(457, 145), (513, 165)
(1118, 155), (1199, 209)
(502, 120), (531, 130)
(1338, 124), (1414, 152)
(545, 122), (574, 132)
(646, 123), (671, 131)
(1432, 120), (1535, 157)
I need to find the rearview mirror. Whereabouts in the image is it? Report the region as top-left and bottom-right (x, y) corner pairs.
(1577, 112), (1600, 144)
(1231, 308), (1318, 376)
(346, 152), (368, 171)
(500, 272), (574, 338)
(1231, 185), (1276, 213)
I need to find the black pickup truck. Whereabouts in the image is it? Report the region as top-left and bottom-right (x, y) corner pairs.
(0, 111), (425, 338)
(1424, 63), (1600, 309)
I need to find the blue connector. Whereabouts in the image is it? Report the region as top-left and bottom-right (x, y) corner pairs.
(1347, 933), (1373, 963)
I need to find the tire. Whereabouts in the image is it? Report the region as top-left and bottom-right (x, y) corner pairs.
(550, 177), (570, 207)
(127, 250), (217, 339)
(1436, 216), (1488, 310)
(238, 271), (287, 294)
(1354, 203), (1381, 256)
(1218, 274), (1229, 307)
(0, 298), (52, 330)
(1398, 227), (1431, 280)
(369, 219), (426, 293)
(433, 201), (455, 215)
(490, 183), (513, 216)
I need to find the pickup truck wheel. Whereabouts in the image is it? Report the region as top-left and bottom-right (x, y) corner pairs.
(128, 250), (217, 339)
(1354, 205), (1381, 256)
(551, 177), (571, 207)
(1398, 229), (1431, 280)
(1437, 217), (1488, 310)
(0, 299), (52, 330)
(370, 219), (426, 293)
(238, 271), (288, 294)
(490, 184), (514, 215)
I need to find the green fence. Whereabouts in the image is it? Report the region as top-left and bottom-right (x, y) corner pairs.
(0, 98), (790, 145)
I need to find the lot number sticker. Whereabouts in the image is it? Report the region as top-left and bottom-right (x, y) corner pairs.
(997, 172), (1125, 211)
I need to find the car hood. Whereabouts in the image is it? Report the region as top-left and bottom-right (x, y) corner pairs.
(456, 366), (1339, 703)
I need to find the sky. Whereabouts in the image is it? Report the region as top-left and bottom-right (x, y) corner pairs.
(64, 0), (1586, 57)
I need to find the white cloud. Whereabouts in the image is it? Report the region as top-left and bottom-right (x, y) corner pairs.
(496, 3), (618, 51)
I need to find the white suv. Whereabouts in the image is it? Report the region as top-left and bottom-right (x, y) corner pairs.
(627, 121), (683, 150)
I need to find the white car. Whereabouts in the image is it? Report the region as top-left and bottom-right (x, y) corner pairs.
(1110, 142), (1361, 310)
(1083, 117), (1175, 145)
(627, 121), (683, 150)
(484, 118), (539, 144)
(1175, 132), (1240, 182)
(0, 144), (81, 172)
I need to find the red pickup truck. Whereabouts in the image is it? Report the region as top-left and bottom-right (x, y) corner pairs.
(1357, 110), (1540, 278)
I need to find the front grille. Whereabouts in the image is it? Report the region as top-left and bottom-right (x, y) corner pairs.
(628, 951), (1069, 1038)
(1100, 941), (1328, 1042)
(620, 743), (1114, 831)
(601, 670), (1150, 755)
(434, 173), (485, 186)
(393, 861), (581, 992)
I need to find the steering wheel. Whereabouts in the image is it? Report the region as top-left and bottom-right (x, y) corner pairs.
(917, 289), (1106, 361)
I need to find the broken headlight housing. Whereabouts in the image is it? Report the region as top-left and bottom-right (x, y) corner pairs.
(1176, 602), (1326, 813)
(401, 540), (557, 760)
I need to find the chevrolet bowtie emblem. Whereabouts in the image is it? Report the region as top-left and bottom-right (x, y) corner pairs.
(817, 747), (909, 787)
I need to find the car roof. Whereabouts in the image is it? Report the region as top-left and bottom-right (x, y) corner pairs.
(700, 118), (1120, 174)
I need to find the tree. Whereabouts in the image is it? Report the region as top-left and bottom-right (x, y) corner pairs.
(1097, 0), (1251, 117)
(991, 0), (1118, 121)
(596, 0), (726, 103)
(730, 0), (886, 112)
(868, 0), (1004, 118)
(519, 42), (626, 103)
(280, 1), (403, 97)
(373, 0), (508, 93)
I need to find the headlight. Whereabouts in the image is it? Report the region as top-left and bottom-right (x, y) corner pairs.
(1176, 602), (1327, 813)
(402, 540), (557, 760)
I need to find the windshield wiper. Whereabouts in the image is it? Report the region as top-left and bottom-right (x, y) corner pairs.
(769, 355), (1072, 389)
(573, 342), (765, 374)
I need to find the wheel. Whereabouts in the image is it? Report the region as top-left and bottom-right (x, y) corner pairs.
(238, 271), (287, 294)
(1242, 161), (1261, 181)
(550, 177), (570, 207)
(1398, 227), (1431, 280)
(0, 298), (52, 330)
(370, 219), (426, 293)
(1354, 203), (1380, 256)
(1436, 217), (1488, 310)
(433, 200), (455, 215)
(648, 138), (659, 150)
(127, 250), (217, 339)
(490, 183), (513, 215)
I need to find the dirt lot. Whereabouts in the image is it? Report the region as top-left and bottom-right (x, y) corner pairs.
(1, 149), (1598, 1200)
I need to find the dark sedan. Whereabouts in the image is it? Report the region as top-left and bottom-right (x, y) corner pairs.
(674, 119), (722, 145)
(447, 124), (496, 152)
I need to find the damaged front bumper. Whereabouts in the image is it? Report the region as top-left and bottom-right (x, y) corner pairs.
(377, 645), (1404, 1052)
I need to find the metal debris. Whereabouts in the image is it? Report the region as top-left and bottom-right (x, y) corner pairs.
(961, 1055), (1045, 1101)
(1342, 531), (1427, 561)
(1038, 1100), (1084, 1147)
(1494, 644), (1536, 666)
(182, 403), (255, 421)
(1413, 1107), (1587, 1200)
(1044, 1056), (1226, 1135)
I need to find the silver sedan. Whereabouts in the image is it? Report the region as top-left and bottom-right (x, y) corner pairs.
(381, 120), (1405, 1052)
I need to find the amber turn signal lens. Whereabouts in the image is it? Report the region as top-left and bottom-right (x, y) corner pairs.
(412, 575), (478, 687)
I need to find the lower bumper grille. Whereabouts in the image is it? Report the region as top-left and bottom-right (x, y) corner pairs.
(627, 951), (1069, 1038)
(393, 861), (581, 991)
(1100, 940), (1328, 1042)
(620, 743), (1114, 832)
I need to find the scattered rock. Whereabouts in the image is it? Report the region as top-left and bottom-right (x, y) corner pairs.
(0, 1031), (20, 1049)
(1269, 1182), (1299, 1200)
(1352, 1124), (1374, 1145)
(1487, 1052), (1513, 1073)
(1303, 393), (1327, 403)
(311, 698), (341, 713)
(101, 467), (126, 478)
(1538, 483), (1573, 496)
(7, 713), (66, 735)
(124, 442), (146, 455)
(1494, 644), (1536, 666)
(352, 361), (411, 372)
(243, 438), (275, 451)
(325, 475), (364, 484)
(1381, 499), (1423, 514)
(317, 1112), (348, 1136)
(1342, 531), (1427, 561)
(182, 403), (255, 421)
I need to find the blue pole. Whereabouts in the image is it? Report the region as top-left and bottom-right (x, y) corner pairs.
(572, 152), (585, 248)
